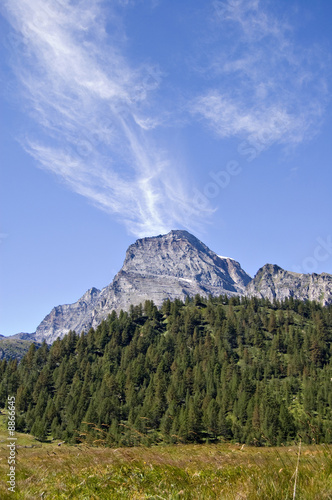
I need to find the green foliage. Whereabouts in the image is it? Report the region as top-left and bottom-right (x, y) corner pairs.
(0, 337), (41, 361)
(0, 296), (332, 446)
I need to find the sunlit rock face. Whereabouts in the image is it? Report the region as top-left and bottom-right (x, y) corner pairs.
(32, 231), (332, 344)
(34, 230), (252, 343)
(245, 264), (332, 306)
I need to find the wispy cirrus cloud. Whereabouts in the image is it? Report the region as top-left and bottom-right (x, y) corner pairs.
(2, 0), (209, 237)
(2, 0), (330, 239)
(191, 0), (329, 148)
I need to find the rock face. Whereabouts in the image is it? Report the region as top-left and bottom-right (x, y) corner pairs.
(34, 230), (251, 343)
(24, 231), (332, 345)
(245, 264), (332, 306)
(34, 288), (101, 344)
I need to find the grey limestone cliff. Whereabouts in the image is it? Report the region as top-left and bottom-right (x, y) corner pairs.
(26, 232), (332, 345)
(245, 264), (332, 305)
(34, 287), (101, 343)
(34, 230), (251, 343)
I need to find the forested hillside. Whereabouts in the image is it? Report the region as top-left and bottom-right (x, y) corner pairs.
(1, 295), (331, 447)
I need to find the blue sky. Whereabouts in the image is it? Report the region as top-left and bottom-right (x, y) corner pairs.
(1, 0), (331, 336)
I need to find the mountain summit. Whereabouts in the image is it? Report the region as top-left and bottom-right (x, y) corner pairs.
(34, 230), (251, 343)
(17, 229), (332, 345)
(120, 230), (251, 292)
(246, 263), (332, 305)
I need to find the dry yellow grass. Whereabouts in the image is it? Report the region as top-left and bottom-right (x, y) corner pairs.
(0, 414), (331, 499)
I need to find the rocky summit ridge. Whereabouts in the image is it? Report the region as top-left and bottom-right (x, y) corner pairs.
(34, 230), (252, 343)
(8, 230), (332, 344)
(246, 263), (332, 306)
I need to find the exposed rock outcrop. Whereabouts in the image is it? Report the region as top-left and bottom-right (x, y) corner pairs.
(245, 264), (332, 306)
(10, 230), (332, 345)
(34, 230), (251, 343)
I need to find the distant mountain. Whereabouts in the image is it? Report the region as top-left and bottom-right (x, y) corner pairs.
(246, 264), (332, 306)
(0, 334), (41, 361)
(10, 332), (36, 340)
(7, 230), (332, 346)
(34, 230), (252, 343)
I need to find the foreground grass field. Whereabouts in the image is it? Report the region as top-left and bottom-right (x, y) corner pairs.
(0, 416), (331, 499)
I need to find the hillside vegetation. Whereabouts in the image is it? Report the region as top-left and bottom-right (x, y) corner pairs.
(0, 295), (331, 447)
(0, 337), (40, 361)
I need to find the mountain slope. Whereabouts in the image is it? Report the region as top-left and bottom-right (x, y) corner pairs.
(14, 231), (332, 345)
(0, 334), (41, 360)
(34, 287), (101, 343)
(34, 230), (251, 343)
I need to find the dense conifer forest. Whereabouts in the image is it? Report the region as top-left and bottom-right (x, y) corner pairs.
(1, 295), (331, 447)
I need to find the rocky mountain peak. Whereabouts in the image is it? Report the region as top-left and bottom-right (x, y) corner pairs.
(32, 230), (252, 343)
(253, 264), (284, 281)
(246, 263), (332, 305)
(80, 287), (101, 304)
(123, 230), (209, 271)
(260, 263), (283, 273)
(121, 230), (251, 291)
(12, 230), (331, 345)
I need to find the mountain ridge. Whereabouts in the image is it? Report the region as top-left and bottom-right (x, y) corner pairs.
(4, 229), (332, 345)
(33, 230), (252, 343)
(246, 263), (332, 305)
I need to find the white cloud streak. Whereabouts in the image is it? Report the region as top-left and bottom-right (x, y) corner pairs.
(2, 0), (329, 237)
(2, 0), (209, 237)
(191, 0), (329, 147)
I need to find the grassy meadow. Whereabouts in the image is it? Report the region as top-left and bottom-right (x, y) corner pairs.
(0, 414), (332, 499)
